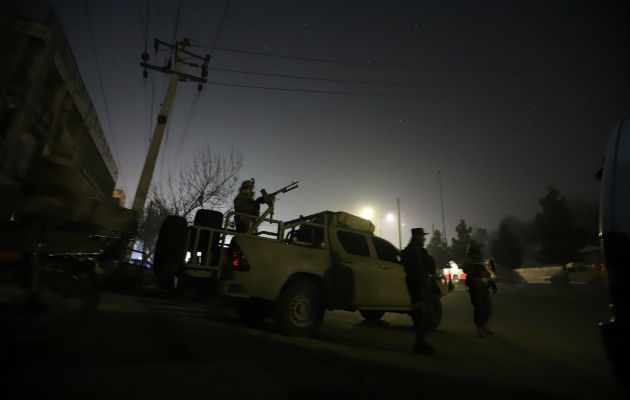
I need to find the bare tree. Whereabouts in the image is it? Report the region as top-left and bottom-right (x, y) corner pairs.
(152, 147), (242, 219)
(137, 147), (242, 261)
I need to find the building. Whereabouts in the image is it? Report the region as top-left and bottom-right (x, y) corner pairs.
(0, 1), (120, 222)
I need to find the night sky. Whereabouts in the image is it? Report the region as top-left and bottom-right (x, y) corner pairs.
(42, 0), (629, 245)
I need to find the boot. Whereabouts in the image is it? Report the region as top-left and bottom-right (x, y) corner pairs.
(477, 326), (485, 338)
(414, 338), (436, 355)
(483, 326), (495, 336)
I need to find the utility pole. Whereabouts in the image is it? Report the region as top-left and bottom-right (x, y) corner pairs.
(397, 197), (402, 250)
(131, 38), (209, 214)
(438, 170), (447, 246)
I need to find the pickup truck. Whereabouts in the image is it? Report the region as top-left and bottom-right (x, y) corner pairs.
(152, 200), (448, 336)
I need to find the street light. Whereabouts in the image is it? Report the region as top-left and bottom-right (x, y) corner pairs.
(361, 208), (374, 220)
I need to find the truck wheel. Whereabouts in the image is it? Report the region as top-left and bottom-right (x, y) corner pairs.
(275, 280), (324, 336)
(426, 298), (443, 331)
(153, 215), (188, 291)
(194, 209), (223, 228)
(359, 310), (385, 321)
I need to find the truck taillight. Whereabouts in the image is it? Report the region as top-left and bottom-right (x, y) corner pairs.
(231, 245), (250, 271)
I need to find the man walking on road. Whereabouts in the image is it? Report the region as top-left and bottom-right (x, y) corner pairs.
(402, 227), (437, 355)
(463, 243), (498, 338)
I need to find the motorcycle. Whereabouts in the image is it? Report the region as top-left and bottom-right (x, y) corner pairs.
(0, 228), (128, 342)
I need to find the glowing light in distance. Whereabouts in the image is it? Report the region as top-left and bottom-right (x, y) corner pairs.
(361, 208), (374, 220)
(386, 213), (395, 222)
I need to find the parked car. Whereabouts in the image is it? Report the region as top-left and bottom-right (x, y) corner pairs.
(442, 260), (466, 283)
(548, 262), (606, 287)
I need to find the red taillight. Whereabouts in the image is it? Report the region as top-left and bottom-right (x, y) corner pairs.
(0, 251), (23, 263)
(461, 273), (467, 280)
(444, 273), (451, 279)
(230, 245), (250, 271)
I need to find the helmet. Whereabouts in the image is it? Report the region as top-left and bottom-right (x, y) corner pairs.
(240, 180), (254, 190)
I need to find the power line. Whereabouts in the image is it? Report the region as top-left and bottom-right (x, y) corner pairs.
(175, 90), (200, 162)
(84, 0), (128, 193)
(195, 45), (495, 72)
(204, 80), (480, 97)
(170, 0), (184, 60)
(210, 0), (232, 54)
(207, 66), (452, 88)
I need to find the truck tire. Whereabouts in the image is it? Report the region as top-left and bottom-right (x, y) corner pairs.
(359, 310), (385, 321)
(153, 215), (188, 291)
(426, 298), (443, 331)
(194, 209), (223, 228)
(275, 280), (324, 336)
(192, 209), (223, 266)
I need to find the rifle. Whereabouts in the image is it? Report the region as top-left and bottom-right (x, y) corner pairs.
(261, 181), (299, 197)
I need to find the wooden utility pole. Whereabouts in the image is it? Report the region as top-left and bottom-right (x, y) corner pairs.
(131, 38), (209, 214)
(397, 197), (402, 250)
(438, 170), (447, 245)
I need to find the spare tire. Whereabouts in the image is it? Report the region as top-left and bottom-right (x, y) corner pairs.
(192, 209), (223, 266)
(194, 209), (223, 228)
(153, 215), (188, 290)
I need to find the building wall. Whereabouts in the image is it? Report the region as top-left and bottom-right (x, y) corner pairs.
(0, 1), (119, 220)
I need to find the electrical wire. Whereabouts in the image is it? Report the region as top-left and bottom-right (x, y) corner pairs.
(196, 45), (495, 72)
(210, 0), (232, 54)
(84, 0), (128, 193)
(174, 90), (200, 162)
(207, 66), (451, 88)
(203, 80), (476, 97)
(170, 0), (184, 61)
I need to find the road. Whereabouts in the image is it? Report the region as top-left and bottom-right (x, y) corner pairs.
(4, 282), (628, 400)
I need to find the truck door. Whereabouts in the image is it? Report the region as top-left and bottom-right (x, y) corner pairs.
(334, 229), (383, 306)
(371, 237), (410, 307)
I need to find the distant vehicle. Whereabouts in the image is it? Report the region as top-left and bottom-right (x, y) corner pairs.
(598, 117), (629, 387)
(547, 262), (606, 287)
(443, 260), (466, 283)
(153, 188), (450, 336)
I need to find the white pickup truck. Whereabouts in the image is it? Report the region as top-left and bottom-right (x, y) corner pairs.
(153, 200), (449, 336)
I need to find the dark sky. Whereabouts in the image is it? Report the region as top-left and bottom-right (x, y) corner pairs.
(43, 0), (629, 245)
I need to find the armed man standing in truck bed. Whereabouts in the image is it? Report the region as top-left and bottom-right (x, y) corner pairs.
(402, 227), (437, 355)
(233, 179), (267, 233)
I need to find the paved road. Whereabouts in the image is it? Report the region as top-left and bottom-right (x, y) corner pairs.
(3, 283), (627, 400)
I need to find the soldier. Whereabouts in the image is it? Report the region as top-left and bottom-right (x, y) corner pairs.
(402, 227), (437, 355)
(462, 243), (498, 338)
(233, 179), (267, 233)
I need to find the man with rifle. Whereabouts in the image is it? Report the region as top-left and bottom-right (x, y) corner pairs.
(233, 179), (298, 233)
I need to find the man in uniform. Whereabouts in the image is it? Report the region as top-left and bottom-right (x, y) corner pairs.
(402, 227), (437, 355)
(233, 179), (268, 233)
(462, 243), (498, 338)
